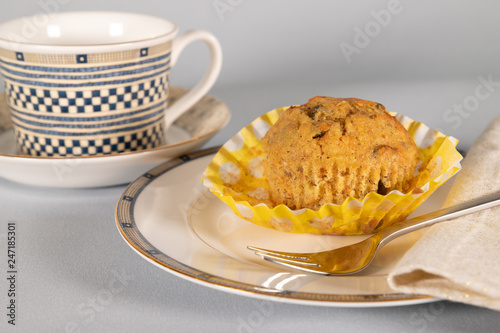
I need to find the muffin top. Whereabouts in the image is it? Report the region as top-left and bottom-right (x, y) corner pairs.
(262, 96), (419, 209)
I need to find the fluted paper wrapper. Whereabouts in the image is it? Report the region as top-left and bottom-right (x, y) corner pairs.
(388, 115), (500, 311)
(203, 107), (462, 235)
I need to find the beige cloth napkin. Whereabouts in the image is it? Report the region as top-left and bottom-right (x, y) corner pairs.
(388, 115), (500, 311)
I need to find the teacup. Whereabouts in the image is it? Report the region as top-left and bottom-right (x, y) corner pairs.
(0, 12), (222, 157)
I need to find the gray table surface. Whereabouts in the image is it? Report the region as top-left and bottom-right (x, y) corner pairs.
(1, 81), (500, 333)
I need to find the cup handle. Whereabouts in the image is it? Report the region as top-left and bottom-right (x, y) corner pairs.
(165, 29), (222, 130)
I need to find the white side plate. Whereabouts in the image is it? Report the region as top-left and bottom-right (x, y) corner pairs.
(115, 148), (453, 307)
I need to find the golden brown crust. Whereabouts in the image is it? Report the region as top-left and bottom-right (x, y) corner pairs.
(262, 96), (419, 210)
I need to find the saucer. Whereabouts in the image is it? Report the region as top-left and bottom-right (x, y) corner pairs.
(0, 86), (230, 188)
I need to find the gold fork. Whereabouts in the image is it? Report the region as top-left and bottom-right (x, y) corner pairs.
(248, 191), (500, 275)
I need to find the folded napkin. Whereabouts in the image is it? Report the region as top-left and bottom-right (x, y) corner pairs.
(388, 115), (500, 311)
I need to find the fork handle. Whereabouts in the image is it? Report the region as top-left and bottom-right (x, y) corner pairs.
(378, 191), (500, 246)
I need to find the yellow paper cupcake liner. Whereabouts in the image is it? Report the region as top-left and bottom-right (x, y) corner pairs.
(202, 106), (463, 235)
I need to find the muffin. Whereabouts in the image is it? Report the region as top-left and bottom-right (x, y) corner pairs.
(262, 96), (419, 210)
(203, 100), (462, 235)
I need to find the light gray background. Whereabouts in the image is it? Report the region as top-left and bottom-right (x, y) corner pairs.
(1, 0), (500, 151)
(1, 0), (500, 332)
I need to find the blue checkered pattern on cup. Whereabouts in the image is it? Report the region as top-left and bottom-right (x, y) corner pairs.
(0, 46), (172, 157)
(6, 79), (166, 114)
(15, 122), (164, 156)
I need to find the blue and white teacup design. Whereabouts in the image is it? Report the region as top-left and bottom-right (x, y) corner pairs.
(0, 12), (222, 157)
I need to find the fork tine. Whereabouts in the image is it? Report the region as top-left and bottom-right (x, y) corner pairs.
(252, 251), (320, 267)
(247, 246), (313, 261)
(260, 256), (331, 275)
